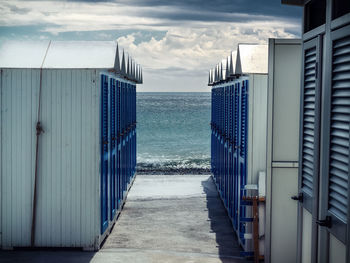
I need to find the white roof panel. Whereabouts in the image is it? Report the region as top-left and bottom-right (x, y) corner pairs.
(0, 41), (50, 68)
(43, 41), (116, 68)
(0, 41), (118, 69)
(235, 44), (268, 74)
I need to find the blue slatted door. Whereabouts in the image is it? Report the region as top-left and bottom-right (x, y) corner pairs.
(116, 80), (121, 209)
(228, 84), (234, 219)
(132, 85), (135, 174)
(123, 82), (127, 192)
(100, 74), (109, 233)
(121, 81), (126, 195)
(239, 80), (249, 244)
(133, 85), (137, 174)
(110, 78), (117, 218)
(126, 84), (130, 184)
(216, 89), (220, 186)
(211, 88), (216, 177)
(215, 88), (219, 181)
(132, 86), (135, 174)
(210, 89), (215, 174)
(217, 88), (220, 181)
(224, 86), (229, 206)
(220, 88), (224, 193)
(120, 81), (124, 200)
(233, 82), (240, 230)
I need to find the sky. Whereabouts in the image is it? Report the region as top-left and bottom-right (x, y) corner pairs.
(0, 0), (302, 92)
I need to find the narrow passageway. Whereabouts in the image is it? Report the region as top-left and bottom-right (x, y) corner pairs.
(93, 174), (251, 263)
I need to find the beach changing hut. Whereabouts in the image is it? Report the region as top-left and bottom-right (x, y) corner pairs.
(0, 41), (142, 250)
(209, 43), (268, 256)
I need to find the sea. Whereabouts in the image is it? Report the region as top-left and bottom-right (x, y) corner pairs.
(136, 92), (211, 174)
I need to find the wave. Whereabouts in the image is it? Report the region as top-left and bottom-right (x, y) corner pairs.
(136, 158), (211, 175)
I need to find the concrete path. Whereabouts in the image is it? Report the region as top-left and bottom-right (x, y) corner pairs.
(94, 174), (249, 263)
(0, 174), (250, 263)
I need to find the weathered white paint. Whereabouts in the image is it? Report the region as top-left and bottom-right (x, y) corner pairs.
(265, 39), (301, 263)
(270, 168), (298, 263)
(302, 208), (312, 263)
(247, 74), (268, 185)
(329, 234), (346, 263)
(271, 43), (301, 162)
(0, 69), (101, 249)
(258, 172), (266, 256)
(43, 41), (116, 69)
(235, 44), (268, 75)
(239, 74), (268, 252)
(0, 41), (119, 69)
(0, 41), (50, 68)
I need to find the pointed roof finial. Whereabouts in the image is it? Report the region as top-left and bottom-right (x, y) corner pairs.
(220, 62), (223, 81)
(208, 69), (211, 85)
(135, 64), (138, 82)
(139, 65), (142, 83)
(132, 59), (136, 81)
(141, 67), (143, 84)
(121, 49), (126, 76)
(127, 55), (130, 78)
(212, 68), (215, 83)
(235, 46), (242, 75)
(226, 56), (229, 79)
(114, 43), (121, 72)
(132, 59), (135, 81)
(230, 52), (234, 76)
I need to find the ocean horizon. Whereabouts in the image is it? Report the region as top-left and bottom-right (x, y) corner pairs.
(136, 92), (211, 174)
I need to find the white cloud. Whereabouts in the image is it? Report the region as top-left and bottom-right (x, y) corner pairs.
(0, 0), (301, 91)
(117, 22), (298, 91)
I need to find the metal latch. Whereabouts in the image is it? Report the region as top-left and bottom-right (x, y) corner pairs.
(291, 193), (303, 202)
(316, 216), (332, 228)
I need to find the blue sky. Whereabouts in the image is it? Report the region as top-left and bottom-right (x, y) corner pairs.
(0, 0), (302, 91)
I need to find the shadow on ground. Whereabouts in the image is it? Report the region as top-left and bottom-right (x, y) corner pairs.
(201, 176), (248, 263)
(0, 249), (95, 263)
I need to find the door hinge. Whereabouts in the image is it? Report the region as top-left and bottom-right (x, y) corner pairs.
(316, 216), (332, 228)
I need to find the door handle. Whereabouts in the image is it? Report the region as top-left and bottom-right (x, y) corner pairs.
(291, 193), (303, 202)
(316, 216), (332, 228)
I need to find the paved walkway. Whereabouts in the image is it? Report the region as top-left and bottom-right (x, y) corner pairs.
(94, 174), (248, 263)
(0, 174), (249, 263)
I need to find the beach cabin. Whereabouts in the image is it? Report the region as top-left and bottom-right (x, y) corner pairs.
(209, 43), (269, 257)
(282, 1), (350, 262)
(0, 41), (142, 250)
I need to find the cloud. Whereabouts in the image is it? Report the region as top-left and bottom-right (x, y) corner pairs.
(116, 21), (299, 91)
(0, 0), (302, 91)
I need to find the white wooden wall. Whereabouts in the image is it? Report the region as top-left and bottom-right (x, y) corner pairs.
(265, 40), (301, 263)
(0, 68), (100, 249)
(247, 74), (268, 184)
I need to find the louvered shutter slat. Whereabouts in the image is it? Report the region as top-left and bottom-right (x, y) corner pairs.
(328, 35), (350, 223)
(301, 46), (318, 198)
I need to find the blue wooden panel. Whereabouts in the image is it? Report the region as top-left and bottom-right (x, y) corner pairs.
(116, 80), (121, 209)
(100, 74), (109, 234)
(110, 78), (117, 219)
(239, 79), (249, 245)
(233, 82), (240, 230)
